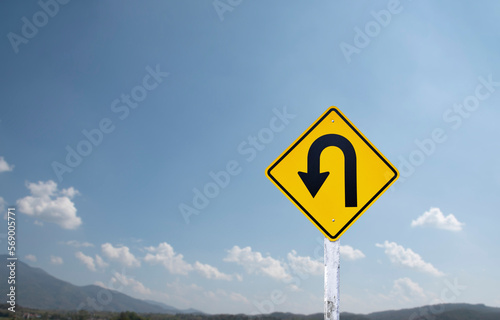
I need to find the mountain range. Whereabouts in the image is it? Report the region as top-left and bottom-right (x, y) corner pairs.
(0, 254), (201, 314)
(2, 254), (500, 319)
(265, 304), (500, 320)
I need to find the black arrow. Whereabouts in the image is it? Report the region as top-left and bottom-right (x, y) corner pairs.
(298, 134), (357, 207)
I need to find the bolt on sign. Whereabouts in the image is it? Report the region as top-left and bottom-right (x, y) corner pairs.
(266, 107), (399, 241)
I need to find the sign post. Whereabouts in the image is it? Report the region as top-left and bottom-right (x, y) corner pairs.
(324, 238), (340, 320)
(266, 107), (398, 318)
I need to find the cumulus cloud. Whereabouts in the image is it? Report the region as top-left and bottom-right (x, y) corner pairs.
(376, 241), (444, 277)
(193, 261), (233, 281)
(144, 242), (193, 275)
(374, 277), (428, 307)
(391, 277), (426, 301)
(287, 250), (323, 276)
(111, 272), (151, 295)
(102, 243), (141, 267)
(75, 251), (96, 271)
(61, 240), (94, 248)
(50, 255), (63, 265)
(411, 207), (464, 231)
(0, 156), (14, 173)
(224, 246), (328, 281)
(95, 254), (109, 268)
(17, 180), (81, 229)
(340, 245), (366, 260)
(144, 242), (237, 281)
(224, 246), (289, 280)
(25, 254), (37, 262)
(75, 252), (107, 271)
(60, 187), (79, 198)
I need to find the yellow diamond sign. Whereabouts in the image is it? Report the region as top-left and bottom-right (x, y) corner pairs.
(266, 107), (398, 241)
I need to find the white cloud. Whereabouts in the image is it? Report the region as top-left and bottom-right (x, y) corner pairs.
(367, 277), (428, 310)
(288, 284), (301, 292)
(60, 187), (79, 198)
(165, 279), (203, 309)
(224, 246), (289, 280)
(376, 241), (444, 277)
(204, 289), (249, 304)
(340, 245), (366, 261)
(75, 251), (96, 271)
(164, 279), (250, 314)
(143, 242), (240, 281)
(391, 277), (426, 301)
(0, 156), (14, 173)
(95, 254), (109, 268)
(34, 220), (44, 226)
(17, 180), (81, 229)
(101, 243), (141, 267)
(229, 292), (249, 303)
(25, 254), (37, 262)
(0, 197), (6, 220)
(287, 250), (323, 276)
(94, 281), (108, 289)
(411, 207), (464, 231)
(167, 279), (203, 296)
(50, 255), (63, 265)
(61, 240), (94, 248)
(193, 261), (233, 281)
(144, 242), (192, 275)
(111, 272), (151, 295)
(26, 180), (57, 197)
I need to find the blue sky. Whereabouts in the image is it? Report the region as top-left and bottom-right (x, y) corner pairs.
(1, 0), (500, 315)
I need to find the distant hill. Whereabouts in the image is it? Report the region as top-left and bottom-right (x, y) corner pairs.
(367, 303), (500, 320)
(0, 255), (201, 314)
(250, 304), (500, 320)
(265, 303), (500, 320)
(143, 299), (205, 315)
(2, 254), (500, 320)
(336, 303), (500, 320)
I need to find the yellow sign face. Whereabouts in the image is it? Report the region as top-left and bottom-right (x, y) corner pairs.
(266, 107), (398, 241)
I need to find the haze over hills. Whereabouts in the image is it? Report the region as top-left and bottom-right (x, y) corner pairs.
(0, 255), (200, 314)
(2, 255), (500, 319)
(345, 303), (500, 320)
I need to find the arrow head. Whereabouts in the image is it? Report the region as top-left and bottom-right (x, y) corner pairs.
(298, 171), (330, 198)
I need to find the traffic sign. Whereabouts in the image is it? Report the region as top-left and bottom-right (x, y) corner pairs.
(266, 107), (398, 240)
